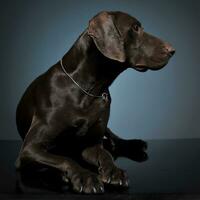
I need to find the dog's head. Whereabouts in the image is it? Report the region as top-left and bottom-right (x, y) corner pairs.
(88, 11), (175, 72)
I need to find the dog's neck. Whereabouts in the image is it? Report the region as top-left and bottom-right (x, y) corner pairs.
(61, 30), (126, 96)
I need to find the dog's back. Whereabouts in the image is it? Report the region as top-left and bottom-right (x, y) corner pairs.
(16, 69), (51, 139)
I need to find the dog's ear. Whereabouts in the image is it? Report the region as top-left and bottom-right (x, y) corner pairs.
(88, 11), (125, 62)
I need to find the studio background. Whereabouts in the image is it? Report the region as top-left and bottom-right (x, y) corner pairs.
(0, 0), (199, 140)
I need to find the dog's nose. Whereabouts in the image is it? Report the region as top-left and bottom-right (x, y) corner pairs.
(164, 43), (175, 57)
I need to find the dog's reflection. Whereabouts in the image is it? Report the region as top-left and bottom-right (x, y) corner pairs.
(16, 139), (148, 193)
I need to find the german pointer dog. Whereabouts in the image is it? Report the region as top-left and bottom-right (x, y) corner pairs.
(16, 11), (175, 194)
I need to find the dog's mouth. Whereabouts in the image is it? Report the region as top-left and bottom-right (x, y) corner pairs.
(133, 64), (148, 72)
(133, 61), (169, 72)
(134, 67), (148, 72)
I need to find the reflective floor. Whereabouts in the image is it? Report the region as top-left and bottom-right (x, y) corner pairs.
(0, 139), (200, 199)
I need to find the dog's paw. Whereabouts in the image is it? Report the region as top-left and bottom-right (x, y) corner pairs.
(70, 169), (104, 194)
(99, 164), (129, 187)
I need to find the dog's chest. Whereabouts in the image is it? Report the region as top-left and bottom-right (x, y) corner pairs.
(71, 96), (110, 137)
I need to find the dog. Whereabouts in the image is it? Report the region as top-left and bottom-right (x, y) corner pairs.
(15, 11), (175, 194)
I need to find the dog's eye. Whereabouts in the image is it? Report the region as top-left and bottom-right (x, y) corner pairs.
(133, 24), (139, 32)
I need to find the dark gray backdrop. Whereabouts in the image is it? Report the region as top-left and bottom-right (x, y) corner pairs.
(1, 0), (199, 140)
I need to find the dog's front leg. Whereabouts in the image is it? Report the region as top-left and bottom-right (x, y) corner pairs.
(82, 144), (129, 187)
(105, 128), (147, 152)
(103, 128), (148, 161)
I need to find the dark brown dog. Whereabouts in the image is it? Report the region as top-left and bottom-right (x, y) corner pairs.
(15, 11), (175, 194)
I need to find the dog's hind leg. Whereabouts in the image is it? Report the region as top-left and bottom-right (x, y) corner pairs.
(16, 118), (104, 194)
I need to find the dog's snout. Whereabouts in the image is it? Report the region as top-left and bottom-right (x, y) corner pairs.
(164, 43), (175, 57)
